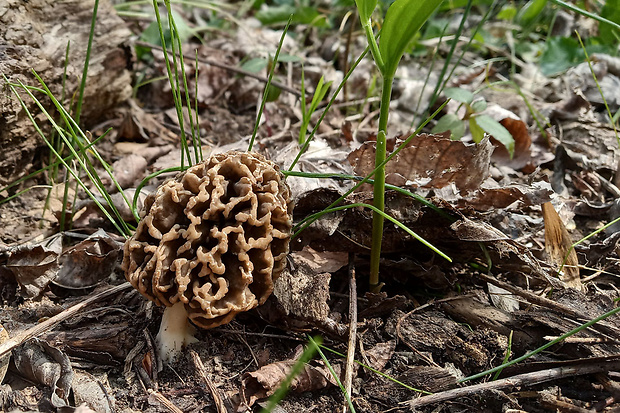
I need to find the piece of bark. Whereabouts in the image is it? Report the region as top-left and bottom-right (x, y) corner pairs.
(0, 0), (132, 184)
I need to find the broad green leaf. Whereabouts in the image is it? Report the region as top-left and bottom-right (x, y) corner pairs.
(433, 113), (465, 140)
(256, 5), (328, 27)
(516, 0), (547, 27)
(475, 115), (515, 157)
(539, 36), (583, 76)
(137, 10), (193, 61)
(444, 87), (474, 105)
(265, 84), (282, 102)
(497, 5), (517, 21)
(355, 0), (378, 23)
(470, 99), (487, 113)
(600, 0), (620, 44)
(241, 58), (268, 74)
(468, 117), (485, 143)
(379, 0), (444, 78)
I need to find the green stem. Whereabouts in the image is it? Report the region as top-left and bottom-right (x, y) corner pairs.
(369, 74), (393, 291)
(361, 20), (384, 72)
(74, 0), (98, 124)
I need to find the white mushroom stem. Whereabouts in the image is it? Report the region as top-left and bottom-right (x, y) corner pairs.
(155, 301), (198, 364)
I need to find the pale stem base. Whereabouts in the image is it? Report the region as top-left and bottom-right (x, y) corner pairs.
(156, 301), (198, 364)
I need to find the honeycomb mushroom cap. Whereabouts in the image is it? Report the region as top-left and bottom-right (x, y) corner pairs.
(122, 151), (293, 329)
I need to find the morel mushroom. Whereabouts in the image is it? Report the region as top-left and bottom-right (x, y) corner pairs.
(122, 151), (292, 362)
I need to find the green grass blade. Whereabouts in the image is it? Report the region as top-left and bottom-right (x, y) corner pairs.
(132, 166), (184, 215)
(152, 0), (191, 167)
(551, 0), (620, 32)
(289, 45), (370, 170)
(260, 336), (322, 413)
(294, 203), (451, 262)
(319, 345), (431, 394)
(248, 16), (292, 152)
(74, 0), (99, 123)
(309, 336), (356, 413)
(5, 77), (129, 237)
(461, 305), (620, 383)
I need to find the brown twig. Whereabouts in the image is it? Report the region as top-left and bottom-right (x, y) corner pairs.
(342, 253), (357, 413)
(0, 282), (132, 358)
(147, 389), (184, 413)
(191, 350), (229, 413)
(406, 360), (620, 408)
(134, 41), (302, 97)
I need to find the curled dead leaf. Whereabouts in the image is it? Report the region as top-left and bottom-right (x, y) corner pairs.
(53, 229), (121, 292)
(5, 234), (62, 298)
(12, 338), (74, 408)
(241, 358), (338, 407)
(348, 134), (493, 193)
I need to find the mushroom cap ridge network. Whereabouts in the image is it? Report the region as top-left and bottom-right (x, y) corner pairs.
(122, 151), (293, 329)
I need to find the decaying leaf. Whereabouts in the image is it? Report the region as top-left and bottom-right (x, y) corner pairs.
(488, 283), (520, 313)
(363, 340), (396, 372)
(542, 202), (582, 290)
(348, 134), (493, 193)
(53, 229), (121, 291)
(72, 370), (114, 413)
(110, 154), (148, 189)
(290, 247), (348, 274)
(450, 217), (509, 242)
(12, 338), (74, 408)
(270, 251), (332, 325)
(4, 234), (62, 298)
(484, 103), (532, 169)
(241, 358), (338, 407)
(460, 181), (554, 211)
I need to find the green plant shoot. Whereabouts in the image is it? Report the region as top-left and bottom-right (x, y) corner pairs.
(355, 0), (443, 291)
(299, 72), (332, 145)
(433, 87), (515, 157)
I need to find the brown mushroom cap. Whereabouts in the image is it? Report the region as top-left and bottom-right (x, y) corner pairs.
(122, 151), (293, 329)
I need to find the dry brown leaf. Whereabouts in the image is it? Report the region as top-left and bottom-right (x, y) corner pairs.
(542, 202), (582, 290)
(13, 338), (74, 408)
(484, 104), (533, 170)
(241, 359), (338, 406)
(271, 252), (332, 325)
(5, 234), (62, 298)
(348, 134), (493, 193)
(398, 366), (458, 393)
(363, 340), (396, 372)
(450, 218), (509, 242)
(110, 154), (147, 189)
(53, 229), (121, 291)
(460, 182), (553, 211)
(291, 247), (348, 274)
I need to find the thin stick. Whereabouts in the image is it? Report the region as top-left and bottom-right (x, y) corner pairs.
(134, 41), (301, 97)
(343, 253), (357, 413)
(0, 282), (132, 358)
(406, 360), (620, 408)
(191, 350), (229, 413)
(147, 389), (184, 413)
